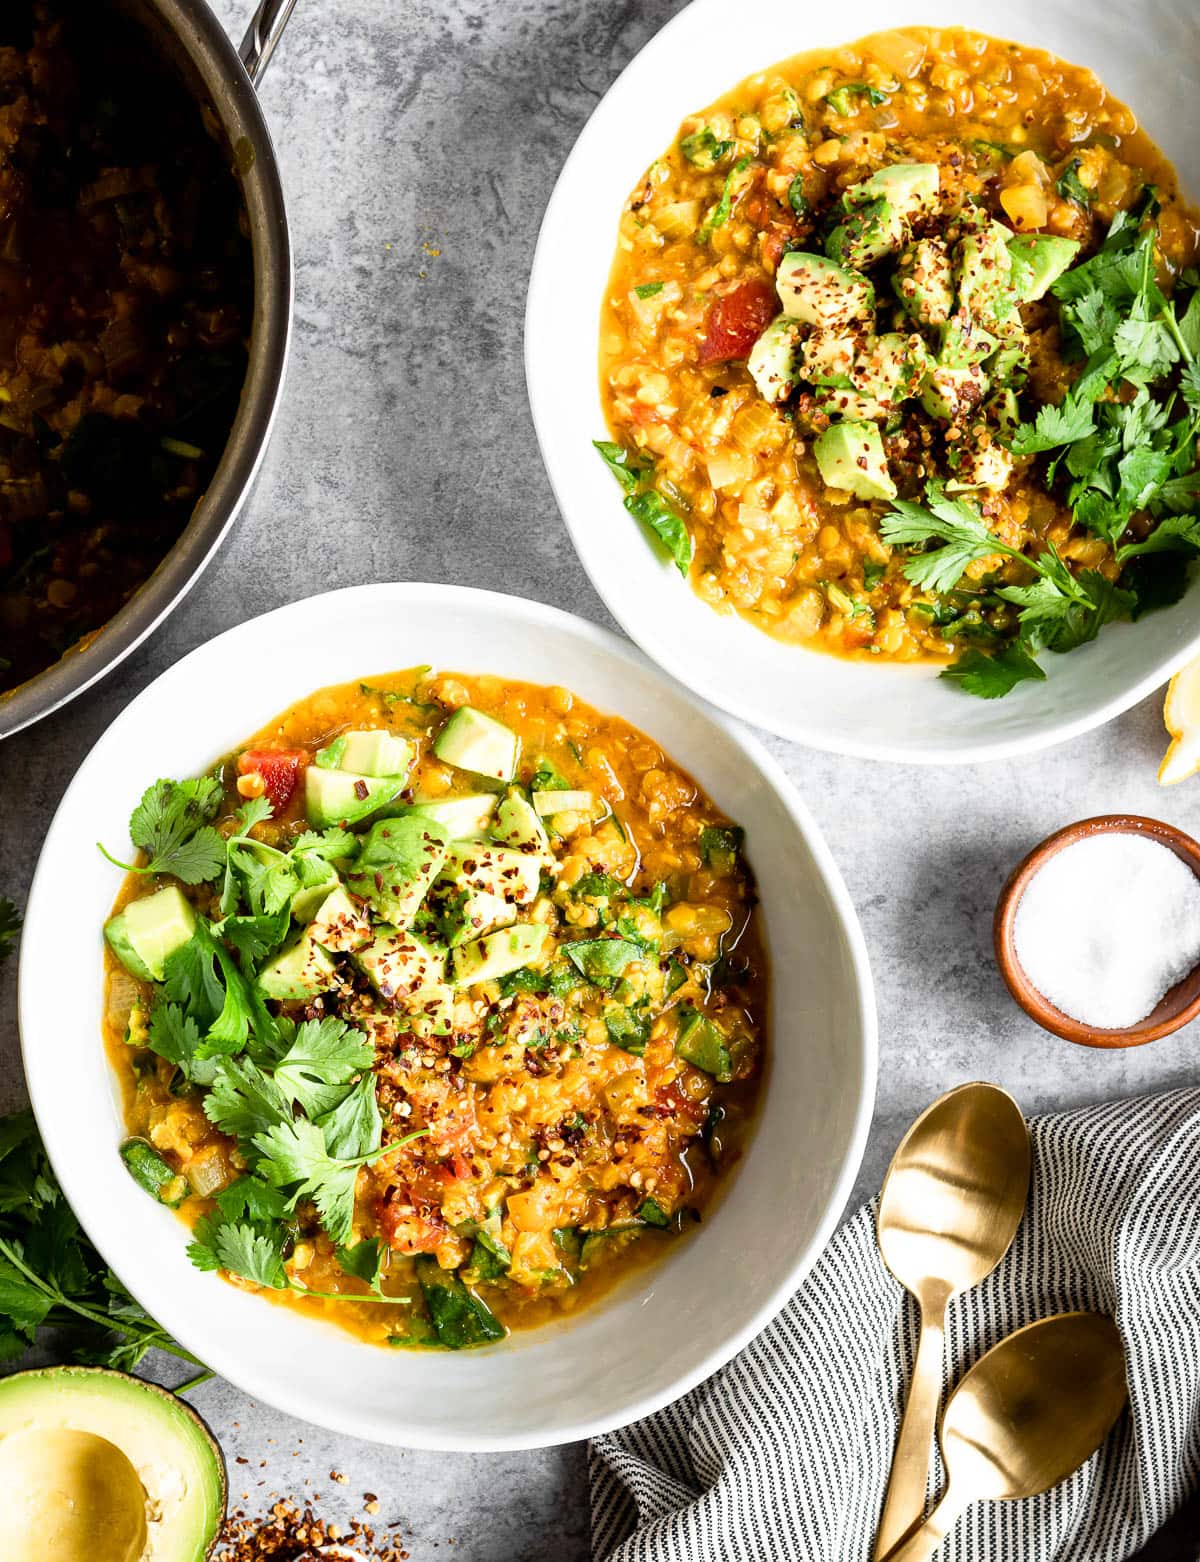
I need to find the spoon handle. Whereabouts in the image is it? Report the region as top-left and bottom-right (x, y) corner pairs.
(872, 1301), (947, 1560)
(878, 1492), (962, 1562)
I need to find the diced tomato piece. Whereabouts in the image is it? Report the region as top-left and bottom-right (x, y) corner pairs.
(237, 748), (307, 812)
(377, 1186), (446, 1253)
(698, 278), (778, 364)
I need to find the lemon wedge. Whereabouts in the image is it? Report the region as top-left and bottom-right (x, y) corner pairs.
(1160, 658), (1200, 784)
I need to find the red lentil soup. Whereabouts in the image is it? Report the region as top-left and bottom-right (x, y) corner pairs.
(103, 668), (765, 1349)
(598, 27), (1200, 680)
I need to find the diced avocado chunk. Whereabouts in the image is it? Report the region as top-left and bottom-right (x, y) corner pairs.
(853, 332), (931, 410)
(399, 793), (497, 837)
(353, 925), (444, 1000)
(404, 982), (457, 1036)
(256, 926), (336, 1002)
(309, 885), (372, 952)
(1006, 234), (1081, 301)
(813, 385), (888, 423)
(442, 840), (542, 905)
(946, 440), (1014, 493)
(344, 817), (451, 927)
(315, 729), (414, 780)
(986, 386), (1020, 441)
(433, 707), (518, 782)
(747, 316), (803, 404)
(532, 789), (594, 819)
(825, 197), (906, 269)
(813, 421), (897, 501)
(939, 312), (998, 368)
(425, 877), (518, 946)
(845, 162), (939, 218)
(452, 922), (550, 986)
(289, 856), (340, 923)
(105, 886), (196, 983)
(305, 767), (403, 830)
(801, 329), (859, 388)
(674, 1006), (733, 1081)
(120, 1137), (187, 1207)
(490, 790), (551, 856)
(893, 237), (955, 326)
(956, 222), (1019, 330)
(921, 363), (990, 421)
(776, 251), (874, 328)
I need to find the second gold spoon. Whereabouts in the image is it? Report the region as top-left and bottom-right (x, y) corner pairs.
(872, 1082), (1031, 1558)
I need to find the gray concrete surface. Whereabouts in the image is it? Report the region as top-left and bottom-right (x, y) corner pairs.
(0, 0), (1197, 1555)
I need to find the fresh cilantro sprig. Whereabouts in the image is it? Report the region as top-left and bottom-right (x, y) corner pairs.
(881, 483), (1135, 689)
(98, 777), (226, 884)
(0, 898), (20, 961)
(0, 1111), (209, 1385)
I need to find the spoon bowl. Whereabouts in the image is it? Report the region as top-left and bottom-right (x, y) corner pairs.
(873, 1083), (1031, 1558)
(884, 1312), (1128, 1562)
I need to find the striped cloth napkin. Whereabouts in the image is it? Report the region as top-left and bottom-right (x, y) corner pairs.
(590, 1088), (1200, 1561)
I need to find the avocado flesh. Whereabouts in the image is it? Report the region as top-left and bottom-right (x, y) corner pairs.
(256, 926), (336, 1001)
(846, 162), (940, 218)
(433, 706), (518, 782)
(1007, 233), (1081, 301)
(452, 922), (549, 986)
(826, 197), (906, 269)
(305, 766), (403, 830)
(0, 1366), (225, 1562)
(105, 886), (196, 983)
(747, 316), (802, 404)
(775, 251), (874, 328)
(813, 421), (897, 502)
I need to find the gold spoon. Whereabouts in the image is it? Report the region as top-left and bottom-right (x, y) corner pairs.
(873, 1082), (1031, 1558)
(881, 1312), (1128, 1562)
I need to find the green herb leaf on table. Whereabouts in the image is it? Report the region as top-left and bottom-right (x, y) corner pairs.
(0, 1109), (207, 1381)
(0, 899), (21, 961)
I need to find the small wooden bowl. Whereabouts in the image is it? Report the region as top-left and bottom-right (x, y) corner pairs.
(994, 814), (1200, 1048)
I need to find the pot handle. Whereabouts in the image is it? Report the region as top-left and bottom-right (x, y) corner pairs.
(239, 0), (299, 88)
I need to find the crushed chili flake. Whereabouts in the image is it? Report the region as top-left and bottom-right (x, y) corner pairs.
(214, 1497), (410, 1561)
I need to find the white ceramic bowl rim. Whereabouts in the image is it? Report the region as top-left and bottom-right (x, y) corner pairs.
(19, 583), (877, 1450)
(525, 0), (1200, 763)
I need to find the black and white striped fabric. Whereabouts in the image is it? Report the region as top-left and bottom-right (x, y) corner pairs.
(591, 1088), (1200, 1561)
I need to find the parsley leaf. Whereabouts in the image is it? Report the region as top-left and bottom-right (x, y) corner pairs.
(273, 1018), (375, 1118)
(187, 1215), (287, 1289)
(203, 1056), (291, 1146)
(880, 485), (1007, 593)
(1010, 396), (1097, 455)
(940, 642), (1047, 698)
(318, 1074), (383, 1160)
(1056, 160), (1091, 207)
(291, 826), (360, 861)
(99, 777), (226, 884)
(336, 1237), (386, 1293)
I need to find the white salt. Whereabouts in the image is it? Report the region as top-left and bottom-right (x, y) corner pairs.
(1013, 831), (1200, 1029)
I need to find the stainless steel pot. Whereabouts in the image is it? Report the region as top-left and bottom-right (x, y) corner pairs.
(0, 0), (297, 738)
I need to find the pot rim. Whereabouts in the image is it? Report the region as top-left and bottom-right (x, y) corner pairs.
(0, 0), (293, 739)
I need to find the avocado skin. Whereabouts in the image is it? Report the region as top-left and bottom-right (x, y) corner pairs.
(0, 1366), (227, 1560)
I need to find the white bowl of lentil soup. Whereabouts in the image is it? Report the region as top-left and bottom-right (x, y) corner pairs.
(527, 0), (1200, 760)
(19, 584), (875, 1449)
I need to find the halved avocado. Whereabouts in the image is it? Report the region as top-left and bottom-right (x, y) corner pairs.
(0, 1366), (226, 1561)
